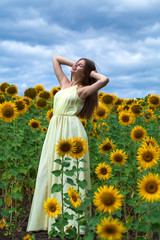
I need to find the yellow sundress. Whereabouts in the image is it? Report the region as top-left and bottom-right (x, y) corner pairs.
(26, 85), (91, 233)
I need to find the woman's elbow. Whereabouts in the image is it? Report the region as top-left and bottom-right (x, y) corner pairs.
(103, 77), (109, 86)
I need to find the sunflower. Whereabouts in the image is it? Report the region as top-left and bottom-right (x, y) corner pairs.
(129, 102), (143, 117)
(137, 143), (159, 169)
(46, 109), (53, 122)
(41, 127), (47, 133)
(95, 162), (112, 180)
(0, 82), (10, 93)
(142, 136), (160, 154)
(0, 101), (18, 122)
(67, 187), (82, 208)
(43, 197), (61, 218)
(0, 218), (6, 229)
(96, 216), (126, 240)
(137, 173), (160, 203)
(70, 136), (88, 159)
(100, 93), (117, 107)
(117, 103), (130, 113)
(23, 234), (32, 240)
(143, 109), (155, 122)
(14, 99), (27, 115)
(148, 94), (160, 108)
(38, 90), (50, 100)
(34, 84), (45, 93)
(91, 117), (98, 125)
(22, 97), (32, 108)
(50, 87), (60, 98)
(28, 119), (41, 129)
(89, 132), (95, 138)
(55, 138), (74, 157)
(5, 85), (18, 97)
(99, 138), (116, 154)
(24, 88), (37, 99)
(125, 98), (135, 105)
(93, 185), (123, 214)
(109, 149), (128, 166)
(93, 104), (110, 120)
(118, 110), (136, 126)
(35, 98), (47, 110)
(130, 125), (147, 142)
(115, 98), (124, 107)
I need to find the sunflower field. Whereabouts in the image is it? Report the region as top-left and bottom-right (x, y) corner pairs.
(0, 81), (160, 240)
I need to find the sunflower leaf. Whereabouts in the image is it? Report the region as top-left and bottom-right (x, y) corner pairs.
(51, 170), (62, 176)
(51, 183), (63, 193)
(83, 231), (94, 240)
(64, 169), (75, 176)
(77, 179), (88, 189)
(66, 178), (76, 186)
(80, 167), (88, 172)
(63, 162), (70, 167)
(54, 159), (62, 164)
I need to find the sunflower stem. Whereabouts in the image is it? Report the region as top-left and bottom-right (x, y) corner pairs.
(123, 196), (129, 240)
(76, 158), (80, 236)
(148, 203), (152, 240)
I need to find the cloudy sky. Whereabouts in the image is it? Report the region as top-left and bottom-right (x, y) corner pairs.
(0, 0), (160, 99)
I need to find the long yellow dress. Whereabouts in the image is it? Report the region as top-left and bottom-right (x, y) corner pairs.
(26, 85), (91, 233)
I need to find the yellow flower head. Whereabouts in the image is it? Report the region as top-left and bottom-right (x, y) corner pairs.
(148, 94), (160, 108)
(0, 218), (6, 229)
(43, 197), (61, 218)
(14, 99), (27, 115)
(38, 90), (50, 100)
(141, 136), (160, 154)
(35, 98), (47, 110)
(22, 97), (32, 108)
(109, 149), (128, 166)
(5, 85), (18, 97)
(67, 187), (81, 208)
(129, 102), (143, 117)
(55, 138), (74, 157)
(137, 143), (159, 169)
(46, 109), (53, 122)
(28, 119), (41, 129)
(100, 93), (117, 106)
(99, 138), (116, 154)
(34, 84), (45, 93)
(0, 101), (18, 122)
(118, 110), (136, 126)
(50, 87), (60, 98)
(24, 87), (37, 99)
(95, 162), (112, 180)
(93, 104), (110, 120)
(130, 125), (147, 142)
(137, 173), (160, 203)
(70, 136), (88, 159)
(93, 185), (123, 214)
(23, 234), (32, 240)
(96, 216), (126, 240)
(41, 127), (47, 133)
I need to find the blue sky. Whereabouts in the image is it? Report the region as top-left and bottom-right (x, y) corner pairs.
(0, 0), (160, 99)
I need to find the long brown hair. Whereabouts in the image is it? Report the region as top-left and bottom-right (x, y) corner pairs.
(76, 58), (98, 120)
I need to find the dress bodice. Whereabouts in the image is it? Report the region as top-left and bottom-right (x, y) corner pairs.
(53, 85), (85, 116)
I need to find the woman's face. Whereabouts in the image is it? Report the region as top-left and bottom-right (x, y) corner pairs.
(71, 59), (85, 77)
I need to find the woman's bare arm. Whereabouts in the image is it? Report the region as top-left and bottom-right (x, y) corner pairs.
(52, 55), (75, 87)
(79, 71), (109, 99)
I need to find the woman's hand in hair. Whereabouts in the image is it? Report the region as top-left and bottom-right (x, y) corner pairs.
(90, 71), (109, 83)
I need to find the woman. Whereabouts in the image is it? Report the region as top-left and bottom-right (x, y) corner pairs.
(26, 55), (109, 234)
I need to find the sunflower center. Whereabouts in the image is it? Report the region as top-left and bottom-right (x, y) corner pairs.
(49, 204), (56, 212)
(134, 130), (143, 139)
(73, 142), (83, 153)
(31, 122), (38, 128)
(131, 105), (142, 114)
(0, 96), (5, 104)
(102, 143), (112, 152)
(150, 97), (159, 105)
(97, 108), (105, 117)
(100, 167), (107, 175)
(114, 154), (123, 162)
(2, 106), (14, 117)
(122, 115), (129, 122)
(37, 99), (47, 107)
(101, 193), (115, 206)
(102, 95), (113, 104)
(145, 181), (158, 194)
(143, 151), (153, 162)
(104, 225), (116, 234)
(60, 143), (71, 152)
(15, 101), (25, 110)
(71, 194), (78, 202)
(7, 86), (16, 94)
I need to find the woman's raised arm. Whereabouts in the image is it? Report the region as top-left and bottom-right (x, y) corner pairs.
(52, 55), (75, 87)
